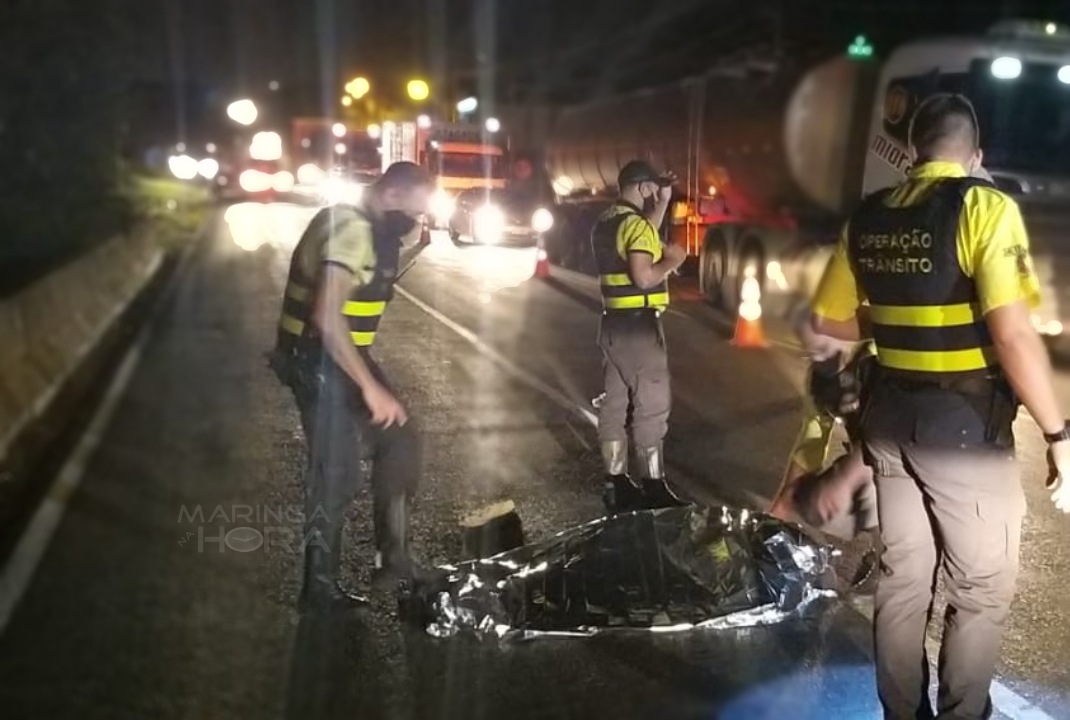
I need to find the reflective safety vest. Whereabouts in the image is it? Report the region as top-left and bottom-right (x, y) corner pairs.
(276, 206), (399, 354)
(847, 178), (996, 379)
(590, 202), (669, 312)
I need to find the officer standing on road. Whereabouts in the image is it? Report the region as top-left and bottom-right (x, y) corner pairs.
(591, 160), (688, 511)
(811, 94), (1070, 718)
(271, 161), (434, 611)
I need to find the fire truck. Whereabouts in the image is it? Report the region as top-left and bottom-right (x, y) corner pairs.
(381, 120), (508, 225)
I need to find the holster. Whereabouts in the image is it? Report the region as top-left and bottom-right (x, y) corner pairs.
(865, 364), (1017, 450)
(983, 377), (1018, 448)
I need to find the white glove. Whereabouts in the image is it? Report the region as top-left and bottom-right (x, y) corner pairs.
(1046, 439), (1070, 513)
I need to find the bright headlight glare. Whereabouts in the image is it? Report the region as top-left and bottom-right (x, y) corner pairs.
(272, 171), (295, 193)
(239, 169), (271, 193)
(991, 56), (1022, 80)
(168, 154), (199, 180)
(323, 178), (362, 205)
(531, 207), (554, 233)
(297, 163), (325, 185)
(430, 189), (455, 220)
(474, 204), (505, 242)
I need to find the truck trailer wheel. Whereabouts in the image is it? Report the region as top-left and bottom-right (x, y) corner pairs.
(699, 231), (729, 308)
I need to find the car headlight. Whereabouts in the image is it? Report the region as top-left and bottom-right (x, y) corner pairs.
(272, 171), (295, 193)
(430, 189), (456, 221)
(473, 204), (505, 242)
(531, 207), (554, 233)
(297, 163), (325, 185)
(322, 178), (363, 205)
(239, 169), (271, 193)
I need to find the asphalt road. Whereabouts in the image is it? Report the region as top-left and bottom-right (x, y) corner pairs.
(0, 201), (1067, 719)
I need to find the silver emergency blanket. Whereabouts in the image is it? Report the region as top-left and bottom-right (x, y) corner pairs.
(400, 505), (836, 640)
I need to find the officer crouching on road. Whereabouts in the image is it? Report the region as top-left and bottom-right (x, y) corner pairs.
(591, 160), (688, 512)
(810, 93), (1070, 718)
(770, 306), (878, 541)
(270, 161), (434, 612)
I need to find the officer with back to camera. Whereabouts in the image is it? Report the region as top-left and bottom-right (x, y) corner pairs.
(810, 93), (1070, 718)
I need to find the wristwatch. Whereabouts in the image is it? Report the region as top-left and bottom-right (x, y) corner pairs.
(1043, 421), (1070, 444)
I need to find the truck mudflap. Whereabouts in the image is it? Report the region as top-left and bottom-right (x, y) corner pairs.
(398, 505), (842, 640)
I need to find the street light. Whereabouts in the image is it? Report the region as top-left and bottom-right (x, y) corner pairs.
(332, 122), (347, 138)
(367, 123), (382, 140)
(341, 95), (353, 107)
(227, 99), (258, 125)
(457, 97), (478, 114)
(407, 79), (430, 101)
(335, 143), (347, 155)
(417, 114), (432, 129)
(485, 117), (501, 133)
(346, 77), (370, 99)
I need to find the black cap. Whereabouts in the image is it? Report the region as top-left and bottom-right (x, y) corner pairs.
(617, 160), (673, 189)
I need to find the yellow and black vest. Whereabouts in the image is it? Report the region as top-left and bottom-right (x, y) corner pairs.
(848, 178), (996, 380)
(276, 206), (400, 356)
(590, 202), (669, 312)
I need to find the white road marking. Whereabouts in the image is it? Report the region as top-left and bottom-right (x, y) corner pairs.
(0, 337), (145, 633)
(0, 217), (209, 637)
(395, 285), (598, 427)
(398, 277), (1055, 720)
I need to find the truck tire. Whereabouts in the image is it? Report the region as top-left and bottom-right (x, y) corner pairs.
(699, 230), (729, 307)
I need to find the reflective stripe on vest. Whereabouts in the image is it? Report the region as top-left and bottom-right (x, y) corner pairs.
(591, 204), (669, 312)
(276, 205), (399, 351)
(599, 273), (670, 309)
(867, 302), (994, 373)
(277, 282), (387, 347)
(848, 178), (997, 379)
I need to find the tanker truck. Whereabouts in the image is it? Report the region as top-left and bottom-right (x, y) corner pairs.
(545, 19), (1070, 338)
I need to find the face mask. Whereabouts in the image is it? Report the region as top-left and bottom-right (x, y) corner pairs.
(380, 210), (418, 238)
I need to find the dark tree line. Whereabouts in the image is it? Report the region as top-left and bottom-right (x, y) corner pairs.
(0, 0), (144, 296)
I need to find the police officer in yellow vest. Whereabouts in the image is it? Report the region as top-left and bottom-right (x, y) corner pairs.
(591, 160), (688, 512)
(811, 94), (1070, 718)
(272, 162), (434, 611)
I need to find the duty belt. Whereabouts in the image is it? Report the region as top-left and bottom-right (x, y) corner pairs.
(601, 307), (662, 320)
(880, 368), (1005, 396)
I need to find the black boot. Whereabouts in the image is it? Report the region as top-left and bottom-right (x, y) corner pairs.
(298, 542), (369, 613)
(639, 477), (689, 509)
(372, 494), (432, 592)
(636, 443), (689, 509)
(603, 474), (645, 514)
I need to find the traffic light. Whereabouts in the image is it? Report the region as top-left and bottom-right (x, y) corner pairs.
(848, 35), (874, 59)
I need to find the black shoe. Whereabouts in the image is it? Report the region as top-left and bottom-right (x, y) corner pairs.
(299, 574), (370, 612)
(640, 478), (689, 509)
(603, 474), (645, 514)
(373, 494), (435, 592)
(299, 541), (369, 612)
(372, 553), (439, 592)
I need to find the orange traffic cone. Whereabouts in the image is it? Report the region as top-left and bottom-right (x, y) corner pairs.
(732, 273), (768, 348)
(533, 238), (551, 279)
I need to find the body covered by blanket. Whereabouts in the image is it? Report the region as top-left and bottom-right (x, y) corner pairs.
(399, 505), (836, 640)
